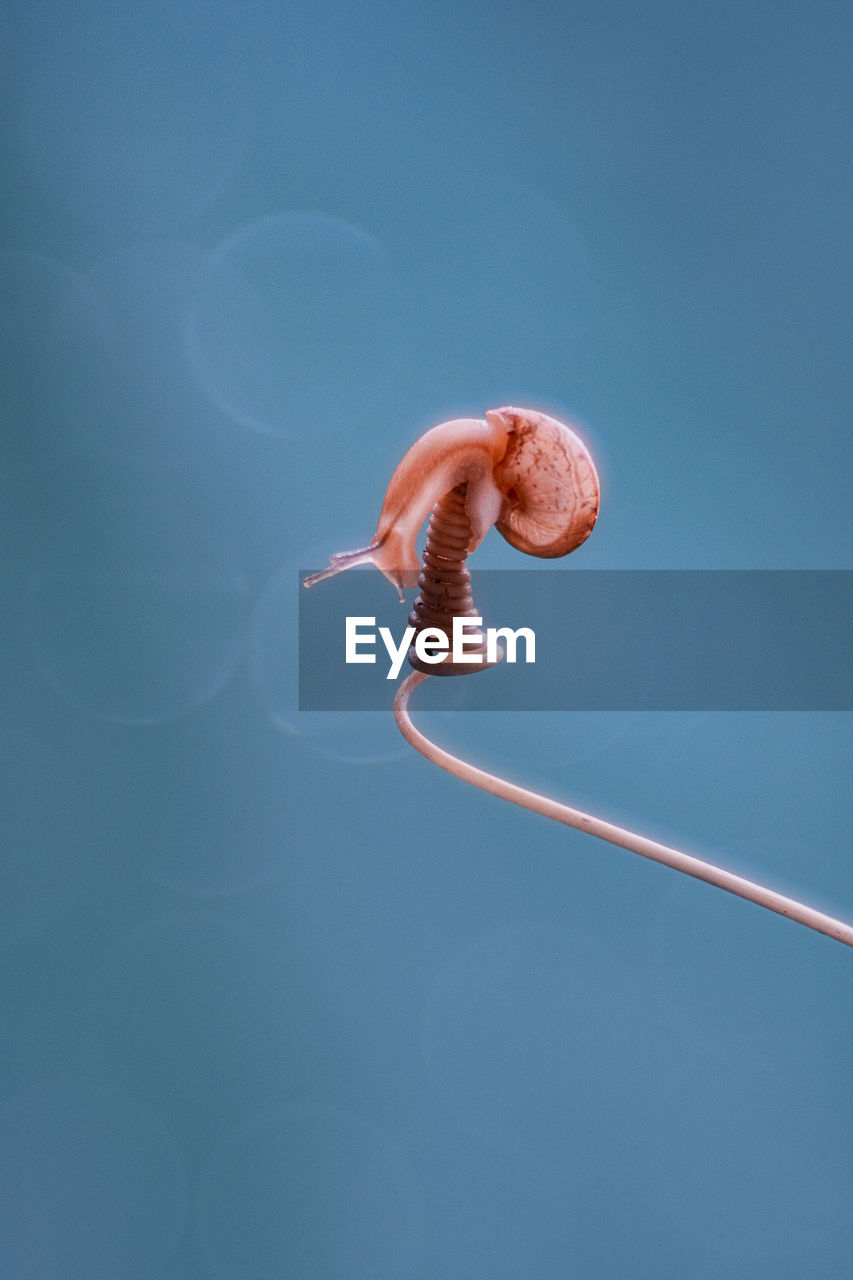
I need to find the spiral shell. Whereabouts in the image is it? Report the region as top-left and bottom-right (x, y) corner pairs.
(487, 407), (599, 557)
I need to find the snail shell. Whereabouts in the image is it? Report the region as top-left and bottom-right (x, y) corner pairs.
(489, 407), (599, 557)
(303, 406), (599, 598)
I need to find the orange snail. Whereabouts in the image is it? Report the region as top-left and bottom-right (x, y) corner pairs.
(304, 407), (853, 948)
(304, 407), (599, 673)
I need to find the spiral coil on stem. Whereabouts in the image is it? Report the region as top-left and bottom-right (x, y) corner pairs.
(406, 484), (499, 676)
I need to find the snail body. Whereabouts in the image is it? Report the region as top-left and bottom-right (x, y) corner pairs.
(303, 406), (600, 599)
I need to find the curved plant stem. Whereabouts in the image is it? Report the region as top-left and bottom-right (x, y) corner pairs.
(394, 670), (853, 949)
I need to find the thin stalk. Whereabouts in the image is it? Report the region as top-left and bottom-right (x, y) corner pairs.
(394, 669), (853, 949)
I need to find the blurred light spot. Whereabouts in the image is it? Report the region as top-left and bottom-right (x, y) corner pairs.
(422, 923), (642, 1150)
(0, 729), (88, 946)
(90, 914), (325, 1128)
(197, 1104), (422, 1280)
(0, 1080), (185, 1278)
(61, 242), (234, 464)
(27, 566), (248, 725)
(187, 212), (407, 436)
(414, 1130), (578, 1275)
(0, 251), (107, 477)
(14, 0), (250, 232)
(114, 711), (299, 898)
(637, 971), (853, 1271)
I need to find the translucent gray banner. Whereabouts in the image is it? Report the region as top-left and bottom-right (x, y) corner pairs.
(298, 570), (853, 711)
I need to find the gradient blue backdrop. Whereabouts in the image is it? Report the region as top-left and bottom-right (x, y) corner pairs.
(1, 1), (851, 1276)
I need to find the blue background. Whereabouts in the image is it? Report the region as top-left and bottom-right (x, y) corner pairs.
(1, 1), (851, 1276)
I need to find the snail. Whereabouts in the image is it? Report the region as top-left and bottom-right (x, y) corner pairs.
(302, 402), (853, 947)
(303, 407), (600, 600)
